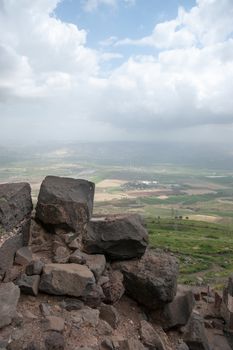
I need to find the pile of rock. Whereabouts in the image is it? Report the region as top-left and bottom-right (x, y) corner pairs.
(0, 176), (229, 350)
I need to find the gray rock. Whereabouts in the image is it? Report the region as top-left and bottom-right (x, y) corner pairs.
(45, 316), (65, 332)
(44, 332), (65, 350)
(80, 283), (104, 308)
(60, 298), (84, 311)
(116, 250), (178, 309)
(0, 182), (32, 232)
(3, 265), (22, 283)
(53, 246), (70, 264)
(69, 250), (106, 280)
(26, 260), (44, 276)
(97, 319), (113, 336)
(35, 176), (95, 232)
(102, 270), (125, 304)
(0, 235), (23, 277)
(83, 214), (148, 260)
(39, 303), (52, 317)
(140, 320), (166, 350)
(183, 312), (210, 350)
(222, 274), (233, 331)
(99, 304), (119, 329)
(177, 341), (189, 350)
(0, 282), (20, 329)
(16, 274), (40, 296)
(15, 247), (33, 266)
(152, 285), (195, 330)
(39, 263), (95, 297)
(71, 307), (99, 327)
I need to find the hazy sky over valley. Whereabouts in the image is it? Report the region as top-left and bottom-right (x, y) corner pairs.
(0, 0), (233, 144)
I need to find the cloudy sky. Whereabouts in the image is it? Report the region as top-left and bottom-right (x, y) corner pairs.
(0, 0), (233, 144)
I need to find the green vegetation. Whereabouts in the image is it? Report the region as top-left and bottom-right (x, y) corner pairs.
(147, 218), (233, 286)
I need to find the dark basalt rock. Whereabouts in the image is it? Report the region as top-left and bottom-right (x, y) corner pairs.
(35, 176), (95, 233)
(83, 214), (148, 260)
(114, 250), (179, 310)
(0, 182), (32, 232)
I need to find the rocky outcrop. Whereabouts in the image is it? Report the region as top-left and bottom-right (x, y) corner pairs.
(83, 214), (148, 260)
(39, 263), (95, 297)
(35, 176), (95, 233)
(0, 182), (32, 231)
(113, 250), (179, 309)
(1, 176), (224, 350)
(0, 282), (20, 328)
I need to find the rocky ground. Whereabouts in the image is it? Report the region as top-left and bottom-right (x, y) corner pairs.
(0, 176), (232, 350)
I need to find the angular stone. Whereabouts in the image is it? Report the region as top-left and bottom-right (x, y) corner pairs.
(40, 303), (52, 317)
(44, 332), (65, 350)
(15, 247), (33, 266)
(80, 283), (104, 308)
(83, 214), (148, 260)
(183, 312), (210, 350)
(45, 316), (65, 333)
(152, 285), (195, 330)
(26, 260), (44, 276)
(3, 265), (22, 283)
(97, 319), (113, 336)
(35, 176), (95, 232)
(39, 263), (95, 297)
(102, 270), (125, 304)
(115, 250), (178, 309)
(16, 274), (40, 296)
(0, 182), (32, 232)
(0, 282), (20, 329)
(60, 298), (84, 311)
(69, 250), (106, 280)
(53, 246), (70, 264)
(0, 234), (23, 277)
(140, 320), (166, 350)
(71, 307), (99, 327)
(99, 304), (119, 329)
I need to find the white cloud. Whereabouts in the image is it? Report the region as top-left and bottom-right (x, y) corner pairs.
(1, 0), (233, 143)
(116, 0), (233, 49)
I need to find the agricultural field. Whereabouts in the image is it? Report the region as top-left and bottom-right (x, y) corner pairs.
(1, 146), (233, 286)
(147, 218), (233, 288)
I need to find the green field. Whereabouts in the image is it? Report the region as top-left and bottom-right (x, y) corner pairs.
(147, 218), (233, 287)
(2, 147), (233, 287)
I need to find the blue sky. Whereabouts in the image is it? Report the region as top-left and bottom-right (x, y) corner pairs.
(1, 0), (233, 144)
(55, 0), (196, 52)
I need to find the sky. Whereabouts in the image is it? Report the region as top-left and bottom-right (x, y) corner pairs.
(0, 0), (233, 144)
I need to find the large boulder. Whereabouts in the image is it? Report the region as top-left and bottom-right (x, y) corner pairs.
(39, 263), (95, 297)
(114, 250), (178, 309)
(0, 282), (20, 328)
(83, 214), (148, 260)
(152, 285), (195, 330)
(0, 182), (32, 231)
(35, 176), (95, 233)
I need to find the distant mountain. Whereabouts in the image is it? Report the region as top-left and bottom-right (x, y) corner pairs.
(1, 141), (233, 170)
